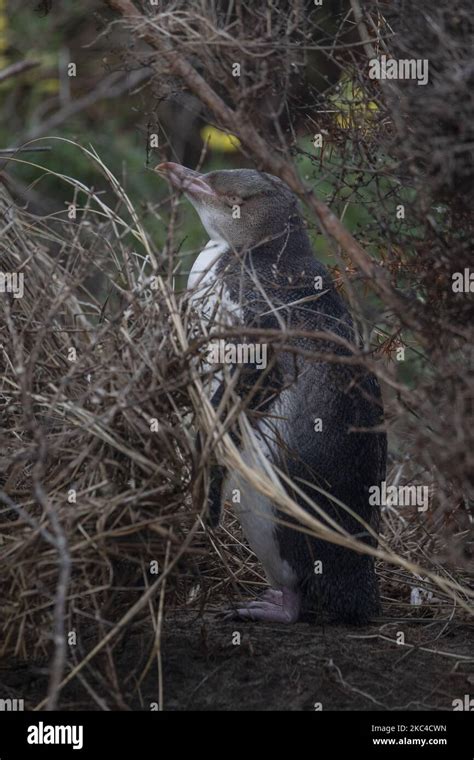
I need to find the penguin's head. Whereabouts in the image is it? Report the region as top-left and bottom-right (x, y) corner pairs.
(155, 162), (300, 249)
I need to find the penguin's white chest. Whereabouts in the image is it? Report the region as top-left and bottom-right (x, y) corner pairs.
(188, 239), (240, 397)
(187, 239), (227, 290)
(187, 240), (239, 327)
(188, 241), (297, 590)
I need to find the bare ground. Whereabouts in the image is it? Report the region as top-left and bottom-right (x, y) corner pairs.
(1, 609), (472, 711)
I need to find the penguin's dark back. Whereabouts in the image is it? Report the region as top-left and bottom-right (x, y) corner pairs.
(216, 226), (350, 337)
(215, 224), (387, 623)
(213, 225), (385, 450)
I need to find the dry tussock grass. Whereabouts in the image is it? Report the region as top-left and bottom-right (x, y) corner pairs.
(0, 138), (472, 708)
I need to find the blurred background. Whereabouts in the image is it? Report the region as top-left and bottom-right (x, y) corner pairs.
(1, 0), (411, 285)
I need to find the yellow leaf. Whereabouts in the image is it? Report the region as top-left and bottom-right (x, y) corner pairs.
(329, 74), (378, 129)
(38, 78), (60, 93)
(200, 125), (241, 153)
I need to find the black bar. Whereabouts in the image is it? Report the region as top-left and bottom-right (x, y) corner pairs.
(0, 711), (471, 758)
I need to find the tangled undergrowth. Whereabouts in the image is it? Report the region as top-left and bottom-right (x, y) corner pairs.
(0, 0), (472, 710)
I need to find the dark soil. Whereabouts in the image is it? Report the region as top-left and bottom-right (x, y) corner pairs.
(1, 610), (472, 711)
(156, 611), (473, 711)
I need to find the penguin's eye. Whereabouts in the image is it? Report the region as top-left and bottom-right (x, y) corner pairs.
(225, 195), (243, 206)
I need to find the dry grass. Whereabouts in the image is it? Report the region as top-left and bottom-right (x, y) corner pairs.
(0, 138), (472, 709)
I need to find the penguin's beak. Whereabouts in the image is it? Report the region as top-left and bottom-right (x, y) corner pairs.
(155, 162), (216, 199)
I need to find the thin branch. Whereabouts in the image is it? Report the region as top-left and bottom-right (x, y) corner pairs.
(0, 59), (40, 83)
(24, 68), (152, 143)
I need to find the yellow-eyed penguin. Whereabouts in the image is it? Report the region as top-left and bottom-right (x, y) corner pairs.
(156, 162), (386, 624)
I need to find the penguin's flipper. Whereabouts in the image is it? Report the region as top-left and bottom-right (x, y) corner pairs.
(193, 354), (284, 528)
(207, 465), (225, 528)
(192, 430), (225, 527)
(194, 370), (248, 528)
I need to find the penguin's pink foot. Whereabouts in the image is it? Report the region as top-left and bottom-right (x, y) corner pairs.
(225, 587), (301, 623)
(259, 588), (283, 605)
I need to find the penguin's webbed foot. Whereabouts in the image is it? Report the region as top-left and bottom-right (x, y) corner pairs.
(224, 587), (300, 623)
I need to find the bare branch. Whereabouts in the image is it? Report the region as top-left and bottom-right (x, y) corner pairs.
(0, 59), (40, 83)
